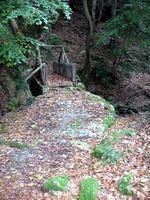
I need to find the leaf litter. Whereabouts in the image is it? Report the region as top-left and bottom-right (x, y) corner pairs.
(0, 73), (149, 200)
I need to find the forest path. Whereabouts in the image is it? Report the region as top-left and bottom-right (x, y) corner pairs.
(0, 72), (149, 200)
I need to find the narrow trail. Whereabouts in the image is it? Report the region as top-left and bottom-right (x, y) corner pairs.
(0, 71), (149, 200)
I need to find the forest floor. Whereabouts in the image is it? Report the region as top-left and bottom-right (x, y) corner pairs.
(0, 71), (150, 200)
(0, 12), (150, 200)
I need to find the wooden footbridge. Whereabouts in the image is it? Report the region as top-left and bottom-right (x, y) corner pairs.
(25, 45), (77, 88)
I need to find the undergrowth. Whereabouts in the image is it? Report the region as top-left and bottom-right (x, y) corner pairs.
(0, 139), (31, 149)
(93, 129), (135, 165)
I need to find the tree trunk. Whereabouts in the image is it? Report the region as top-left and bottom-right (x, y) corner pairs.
(9, 19), (22, 36)
(111, 0), (117, 18)
(81, 0), (96, 81)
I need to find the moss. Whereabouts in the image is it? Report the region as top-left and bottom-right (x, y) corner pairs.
(48, 87), (58, 91)
(102, 114), (115, 130)
(70, 120), (82, 129)
(79, 178), (99, 200)
(19, 96), (35, 110)
(88, 94), (101, 102)
(7, 97), (19, 111)
(75, 83), (85, 90)
(66, 86), (74, 91)
(118, 174), (133, 196)
(0, 124), (7, 134)
(0, 139), (31, 149)
(43, 176), (71, 192)
(101, 148), (123, 166)
(93, 130), (134, 158)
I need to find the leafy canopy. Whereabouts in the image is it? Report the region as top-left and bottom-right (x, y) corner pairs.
(0, 0), (71, 67)
(97, 0), (150, 47)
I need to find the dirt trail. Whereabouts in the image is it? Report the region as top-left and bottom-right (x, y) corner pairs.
(0, 71), (149, 200)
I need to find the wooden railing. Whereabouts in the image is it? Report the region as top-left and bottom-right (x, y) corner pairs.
(25, 44), (77, 84)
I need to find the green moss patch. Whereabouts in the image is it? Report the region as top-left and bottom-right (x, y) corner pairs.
(118, 174), (133, 196)
(79, 178), (99, 200)
(70, 120), (82, 129)
(75, 83), (85, 90)
(0, 139), (31, 149)
(43, 176), (71, 192)
(102, 114), (115, 131)
(101, 148), (123, 166)
(0, 124), (7, 134)
(93, 130), (134, 158)
(88, 94), (101, 102)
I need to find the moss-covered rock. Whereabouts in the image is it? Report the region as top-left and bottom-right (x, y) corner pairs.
(0, 139), (31, 149)
(118, 174), (133, 196)
(43, 176), (71, 192)
(79, 178), (99, 200)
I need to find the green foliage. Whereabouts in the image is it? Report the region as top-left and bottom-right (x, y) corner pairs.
(95, 0), (150, 77)
(0, 0), (71, 26)
(79, 178), (99, 200)
(75, 83), (85, 90)
(0, 138), (31, 149)
(0, 0), (71, 67)
(43, 176), (71, 192)
(7, 97), (19, 111)
(0, 124), (7, 134)
(20, 96), (35, 110)
(102, 114), (115, 130)
(118, 174), (133, 196)
(70, 120), (82, 129)
(0, 24), (28, 67)
(48, 33), (64, 45)
(101, 148), (123, 166)
(88, 94), (101, 102)
(93, 130), (135, 158)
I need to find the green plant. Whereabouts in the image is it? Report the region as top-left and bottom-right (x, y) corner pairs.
(102, 114), (115, 130)
(88, 94), (101, 102)
(20, 96), (35, 110)
(70, 120), (82, 129)
(0, 139), (31, 149)
(0, 0), (71, 67)
(79, 178), (99, 200)
(118, 174), (133, 196)
(93, 129), (135, 158)
(101, 148), (123, 166)
(7, 97), (19, 111)
(95, 0), (150, 78)
(0, 124), (7, 133)
(49, 34), (64, 45)
(75, 83), (85, 91)
(43, 176), (71, 192)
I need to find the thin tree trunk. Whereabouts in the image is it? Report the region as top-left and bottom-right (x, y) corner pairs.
(98, 0), (104, 22)
(111, 0), (117, 18)
(82, 0), (95, 81)
(9, 19), (22, 36)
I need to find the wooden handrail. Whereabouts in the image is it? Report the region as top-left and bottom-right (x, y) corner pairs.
(25, 43), (69, 83)
(25, 63), (46, 81)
